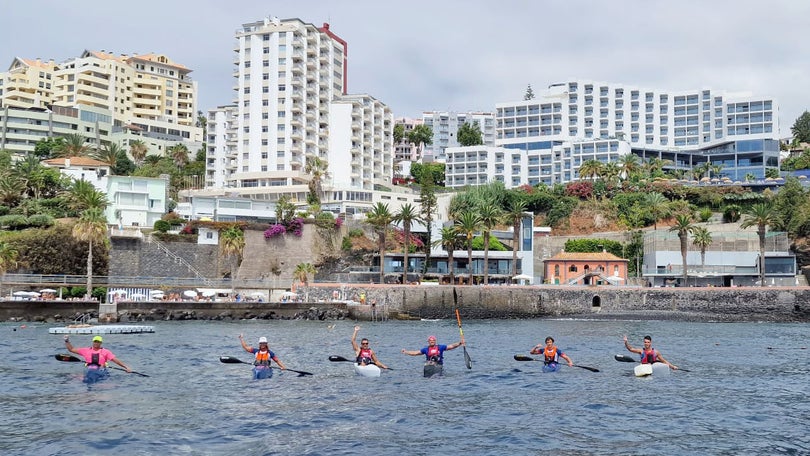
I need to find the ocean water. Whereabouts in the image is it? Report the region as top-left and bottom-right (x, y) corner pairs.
(1, 318), (808, 456)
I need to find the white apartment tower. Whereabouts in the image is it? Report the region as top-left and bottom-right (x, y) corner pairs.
(422, 111), (496, 161)
(207, 16), (393, 197)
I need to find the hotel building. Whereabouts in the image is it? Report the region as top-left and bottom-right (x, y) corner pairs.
(445, 80), (780, 188)
(421, 111), (496, 161)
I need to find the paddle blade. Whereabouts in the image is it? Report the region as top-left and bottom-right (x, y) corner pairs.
(514, 354), (536, 362)
(220, 356), (250, 364)
(614, 354), (637, 363)
(463, 346), (472, 370)
(573, 364), (600, 373)
(328, 355), (352, 362)
(55, 354), (82, 362)
(108, 366), (150, 377)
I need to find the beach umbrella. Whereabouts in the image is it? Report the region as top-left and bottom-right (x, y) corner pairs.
(39, 288), (57, 293)
(183, 290), (198, 298)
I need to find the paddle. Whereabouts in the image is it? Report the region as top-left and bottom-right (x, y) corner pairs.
(54, 354), (149, 377)
(453, 289), (472, 370)
(219, 356), (313, 376)
(514, 354), (600, 372)
(328, 355), (393, 369)
(614, 354), (690, 372)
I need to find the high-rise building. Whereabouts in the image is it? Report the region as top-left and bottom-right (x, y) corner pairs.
(446, 79), (780, 188)
(421, 111), (495, 161)
(0, 58), (57, 109)
(205, 16), (393, 202)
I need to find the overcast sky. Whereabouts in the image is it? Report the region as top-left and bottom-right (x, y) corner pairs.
(4, 1), (809, 137)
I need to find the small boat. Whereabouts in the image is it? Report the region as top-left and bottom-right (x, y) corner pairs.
(634, 362), (671, 377)
(83, 366), (110, 384)
(542, 362), (562, 373)
(353, 363), (381, 378)
(423, 362), (443, 378)
(252, 365), (273, 380)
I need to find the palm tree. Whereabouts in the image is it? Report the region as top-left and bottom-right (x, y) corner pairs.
(477, 202), (503, 285)
(578, 159), (603, 180)
(0, 241), (19, 294)
(644, 192), (670, 229)
(504, 199), (528, 278)
(455, 211), (481, 283)
(691, 226), (713, 270)
(741, 203), (781, 287)
(66, 179), (108, 213)
(365, 202), (394, 283)
(432, 226), (459, 284)
(72, 207), (108, 299)
(618, 154), (641, 180)
(169, 143), (190, 168)
(54, 133), (91, 158)
(218, 226), (245, 279)
(669, 214), (695, 285)
(129, 140), (148, 166)
(293, 262), (317, 301)
(602, 162), (621, 185)
(393, 203), (421, 285)
(0, 173), (23, 206)
(92, 142), (124, 170)
(304, 156), (329, 205)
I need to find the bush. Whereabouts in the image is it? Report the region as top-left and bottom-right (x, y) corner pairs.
(341, 236), (353, 250)
(0, 214), (29, 230)
(348, 228), (364, 238)
(698, 208), (713, 222)
(263, 224), (286, 238)
(153, 220), (171, 232)
(314, 211), (336, 229)
(27, 214), (55, 228)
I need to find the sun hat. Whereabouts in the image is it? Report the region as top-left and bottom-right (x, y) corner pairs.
(92, 336), (103, 342)
(258, 337), (268, 344)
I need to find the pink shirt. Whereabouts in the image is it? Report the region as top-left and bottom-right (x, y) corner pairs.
(75, 347), (116, 366)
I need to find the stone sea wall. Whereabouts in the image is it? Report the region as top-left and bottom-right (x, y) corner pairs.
(2, 285), (809, 323)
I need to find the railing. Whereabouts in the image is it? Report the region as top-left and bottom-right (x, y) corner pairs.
(146, 235), (208, 281)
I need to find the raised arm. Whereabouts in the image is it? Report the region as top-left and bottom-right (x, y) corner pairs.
(238, 334), (252, 353)
(623, 335), (641, 354)
(529, 343), (543, 355)
(351, 326), (360, 353)
(63, 336), (79, 355)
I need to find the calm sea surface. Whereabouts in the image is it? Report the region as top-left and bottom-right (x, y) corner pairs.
(1, 317), (808, 456)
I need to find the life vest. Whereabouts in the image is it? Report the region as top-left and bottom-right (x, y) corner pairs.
(357, 348), (373, 364)
(641, 348), (658, 364)
(543, 346), (559, 365)
(86, 352), (103, 368)
(426, 345), (443, 364)
(254, 350), (271, 366)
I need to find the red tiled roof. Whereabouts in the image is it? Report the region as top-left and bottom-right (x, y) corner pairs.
(42, 156), (110, 167)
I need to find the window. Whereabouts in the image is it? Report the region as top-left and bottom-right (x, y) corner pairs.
(569, 265), (578, 272)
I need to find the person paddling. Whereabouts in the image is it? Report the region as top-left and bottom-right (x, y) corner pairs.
(64, 335), (132, 382)
(352, 326), (388, 369)
(623, 335), (678, 370)
(239, 334), (287, 379)
(530, 336), (573, 370)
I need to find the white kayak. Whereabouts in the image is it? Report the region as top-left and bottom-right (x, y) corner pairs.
(634, 362), (671, 377)
(354, 363), (381, 378)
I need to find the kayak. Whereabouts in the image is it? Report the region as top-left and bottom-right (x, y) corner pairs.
(354, 363), (381, 378)
(542, 362), (562, 373)
(634, 362), (671, 377)
(252, 365), (274, 380)
(423, 362), (443, 378)
(84, 366), (110, 383)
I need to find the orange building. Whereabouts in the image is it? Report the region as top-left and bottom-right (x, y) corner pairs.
(543, 251), (629, 285)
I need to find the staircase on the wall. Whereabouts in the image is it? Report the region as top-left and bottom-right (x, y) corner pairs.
(146, 234), (208, 281)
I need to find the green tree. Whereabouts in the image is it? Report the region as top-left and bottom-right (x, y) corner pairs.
(33, 137), (66, 159)
(305, 156), (329, 206)
(741, 203), (780, 287)
(618, 154), (641, 180)
(524, 84), (535, 101)
(66, 179), (108, 213)
(92, 142), (124, 171)
(219, 226), (245, 279)
(410, 162), (445, 186)
(275, 196), (297, 226)
(394, 203), (421, 284)
(169, 143), (190, 168)
(578, 159), (603, 180)
(457, 122), (484, 147)
(669, 214), (695, 285)
(644, 192), (670, 229)
(196, 110), (208, 137)
(293, 262), (317, 301)
(790, 110), (810, 143)
(691, 226), (713, 269)
(406, 124), (433, 155)
(365, 202), (394, 283)
(71, 207), (108, 299)
(129, 139), (149, 166)
(54, 133), (91, 158)
(477, 202), (503, 285)
(455, 211), (481, 279)
(418, 172), (438, 274)
(504, 198), (527, 278)
(0, 241), (19, 276)
(433, 226), (459, 283)
(393, 124), (405, 144)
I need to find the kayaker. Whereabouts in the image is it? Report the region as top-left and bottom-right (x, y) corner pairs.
(63, 335), (132, 373)
(401, 335), (463, 364)
(351, 325), (389, 369)
(623, 335), (678, 370)
(530, 336), (573, 368)
(239, 334), (287, 379)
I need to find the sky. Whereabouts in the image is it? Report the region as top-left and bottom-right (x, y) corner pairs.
(3, 1), (810, 137)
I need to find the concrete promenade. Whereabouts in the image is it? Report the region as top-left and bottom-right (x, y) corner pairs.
(2, 284), (809, 323)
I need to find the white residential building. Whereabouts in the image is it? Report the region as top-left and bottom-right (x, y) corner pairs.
(422, 111), (496, 161)
(446, 79), (780, 189)
(41, 156), (111, 193)
(105, 175), (168, 228)
(0, 104), (112, 155)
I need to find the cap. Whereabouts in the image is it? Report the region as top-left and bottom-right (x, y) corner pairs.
(92, 336), (103, 343)
(428, 335), (437, 341)
(258, 337), (268, 344)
